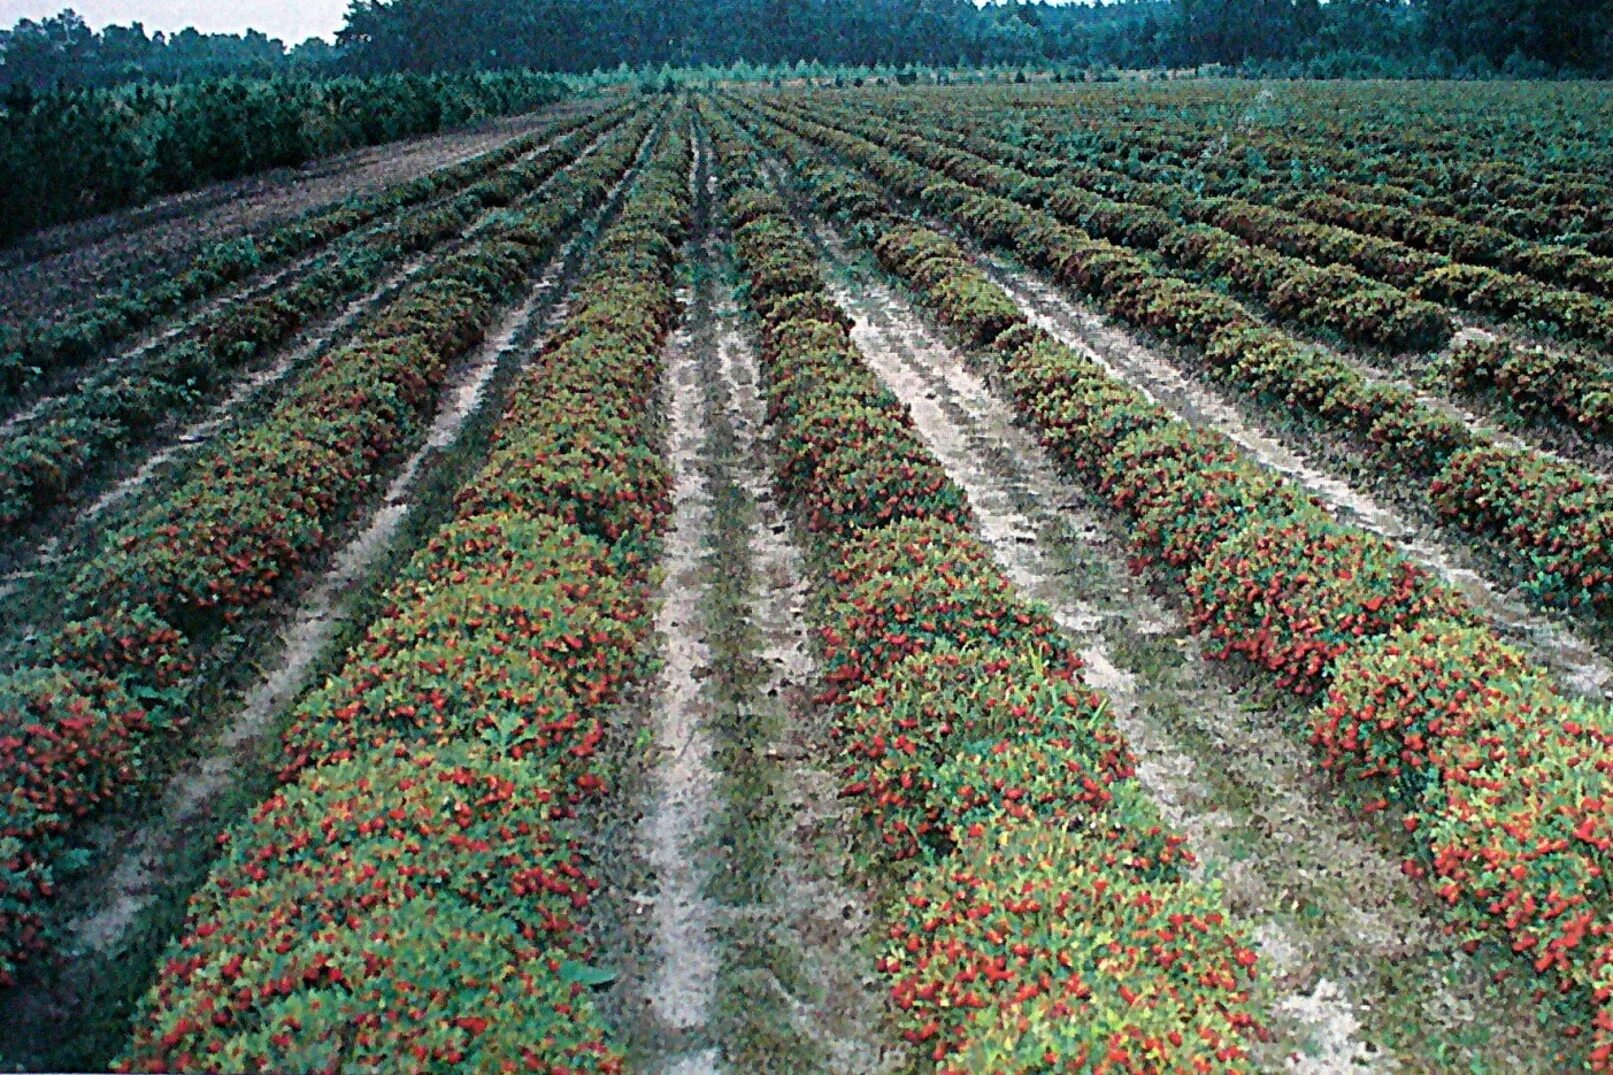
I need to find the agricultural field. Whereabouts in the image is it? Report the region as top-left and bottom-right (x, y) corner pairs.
(0, 79), (1610, 1074)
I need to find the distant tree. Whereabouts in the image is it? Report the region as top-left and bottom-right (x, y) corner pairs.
(1172, 0), (1311, 64)
(4, 0), (1607, 88)
(1419, 0), (1613, 73)
(0, 8), (334, 89)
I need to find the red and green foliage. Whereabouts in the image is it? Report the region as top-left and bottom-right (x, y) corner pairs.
(1431, 446), (1613, 612)
(1100, 423), (1321, 580)
(6, 104), (680, 1016)
(704, 101), (1266, 1073)
(0, 107), (637, 534)
(276, 514), (642, 793)
(120, 116), (694, 1071)
(759, 94), (1613, 621)
(1186, 514), (1469, 694)
(118, 748), (619, 1073)
(733, 90), (1613, 1064)
(835, 643), (1141, 867)
(882, 819), (1259, 1072)
(1441, 338), (1613, 442)
(1319, 622), (1613, 1060)
(819, 519), (1067, 702)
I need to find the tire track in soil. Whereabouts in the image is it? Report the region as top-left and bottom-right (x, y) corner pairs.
(639, 143), (724, 1070)
(648, 356), (719, 1044)
(791, 201), (1567, 1073)
(705, 193), (896, 1074)
(0, 135), (660, 1058)
(972, 252), (1613, 701)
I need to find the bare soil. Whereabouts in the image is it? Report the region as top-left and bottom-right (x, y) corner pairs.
(626, 131), (894, 1075)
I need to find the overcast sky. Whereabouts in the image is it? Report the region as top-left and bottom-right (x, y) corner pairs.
(0, 1), (352, 43)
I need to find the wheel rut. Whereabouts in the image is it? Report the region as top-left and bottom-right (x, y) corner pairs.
(631, 128), (893, 1075)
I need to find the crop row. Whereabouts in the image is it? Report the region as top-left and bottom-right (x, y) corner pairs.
(737, 104), (1613, 1068)
(1284, 190), (1613, 301)
(0, 104), (639, 537)
(813, 97), (1451, 356)
(747, 95), (1613, 622)
(701, 100), (1265, 1073)
(933, 98), (1613, 303)
(909, 119), (1456, 356)
(977, 91), (1612, 252)
(917, 105), (1613, 355)
(817, 95), (1613, 356)
(114, 107), (695, 1075)
(1438, 337), (1613, 445)
(861, 102), (1613, 461)
(0, 101), (626, 421)
(0, 105), (661, 988)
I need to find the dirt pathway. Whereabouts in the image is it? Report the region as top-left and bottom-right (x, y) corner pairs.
(637, 135), (725, 1073)
(631, 129), (893, 1075)
(642, 256), (724, 1073)
(790, 199), (1568, 1072)
(703, 189), (894, 1075)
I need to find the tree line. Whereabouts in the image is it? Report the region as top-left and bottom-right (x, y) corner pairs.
(0, 11), (337, 91)
(331, 0), (1613, 80)
(4, 1), (1611, 91)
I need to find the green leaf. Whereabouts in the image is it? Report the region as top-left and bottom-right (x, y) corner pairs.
(558, 961), (617, 988)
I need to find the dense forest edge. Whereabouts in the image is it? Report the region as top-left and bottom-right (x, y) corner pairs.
(6, 0), (1611, 89)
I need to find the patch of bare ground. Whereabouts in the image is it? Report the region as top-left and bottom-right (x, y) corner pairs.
(969, 252), (1613, 701)
(789, 199), (1572, 1072)
(639, 268), (724, 1070)
(709, 239), (896, 1075)
(0, 100), (598, 325)
(0, 141), (651, 1072)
